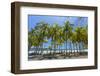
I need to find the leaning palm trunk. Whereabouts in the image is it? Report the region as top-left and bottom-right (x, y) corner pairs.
(60, 45), (62, 54)
(69, 42), (71, 54)
(54, 42), (56, 55)
(37, 46), (40, 55)
(36, 46), (39, 55)
(77, 43), (79, 53)
(58, 45), (60, 54)
(76, 43), (79, 56)
(82, 42), (84, 54)
(73, 43), (76, 56)
(41, 43), (44, 55)
(81, 42), (85, 55)
(69, 41), (72, 55)
(66, 41), (68, 55)
(79, 42), (81, 55)
(35, 46), (38, 55)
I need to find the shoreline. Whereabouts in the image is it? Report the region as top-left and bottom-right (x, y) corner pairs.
(28, 52), (88, 60)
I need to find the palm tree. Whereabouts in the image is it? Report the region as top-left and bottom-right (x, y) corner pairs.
(47, 25), (54, 55)
(84, 26), (88, 50)
(70, 32), (77, 55)
(51, 23), (61, 55)
(63, 21), (73, 55)
(28, 28), (40, 55)
(35, 22), (49, 55)
(75, 27), (81, 54)
(56, 26), (64, 54)
(28, 29), (37, 54)
(75, 26), (88, 55)
(80, 26), (88, 53)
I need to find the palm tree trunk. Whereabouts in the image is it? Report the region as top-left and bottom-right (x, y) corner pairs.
(41, 47), (43, 55)
(35, 46), (38, 55)
(58, 45), (60, 54)
(81, 42), (84, 55)
(76, 43), (79, 56)
(54, 41), (56, 55)
(79, 42), (81, 55)
(66, 41), (68, 55)
(70, 41), (72, 54)
(69, 41), (72, 56)
(73, 43), (75, 56)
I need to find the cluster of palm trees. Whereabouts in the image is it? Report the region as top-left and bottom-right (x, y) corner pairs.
(28, 20), (88, 57)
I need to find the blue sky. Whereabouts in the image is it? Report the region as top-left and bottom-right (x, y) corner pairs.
(28, 15), (88, 31)
(28, 15), (88, 49)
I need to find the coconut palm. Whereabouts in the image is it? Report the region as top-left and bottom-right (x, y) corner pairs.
(70, 32), (77, 55)
(28, 29), (37, 53)
(63, 21), (73, 55)
(75, 26), (88, 55)
(50, 23), (61, 55)
(75, 27), (81, 53)
(56, 26), (64, 54)
(35, 22), (49, 55)
(28, 28), (41, 55)
(80, 26), (88, 52)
